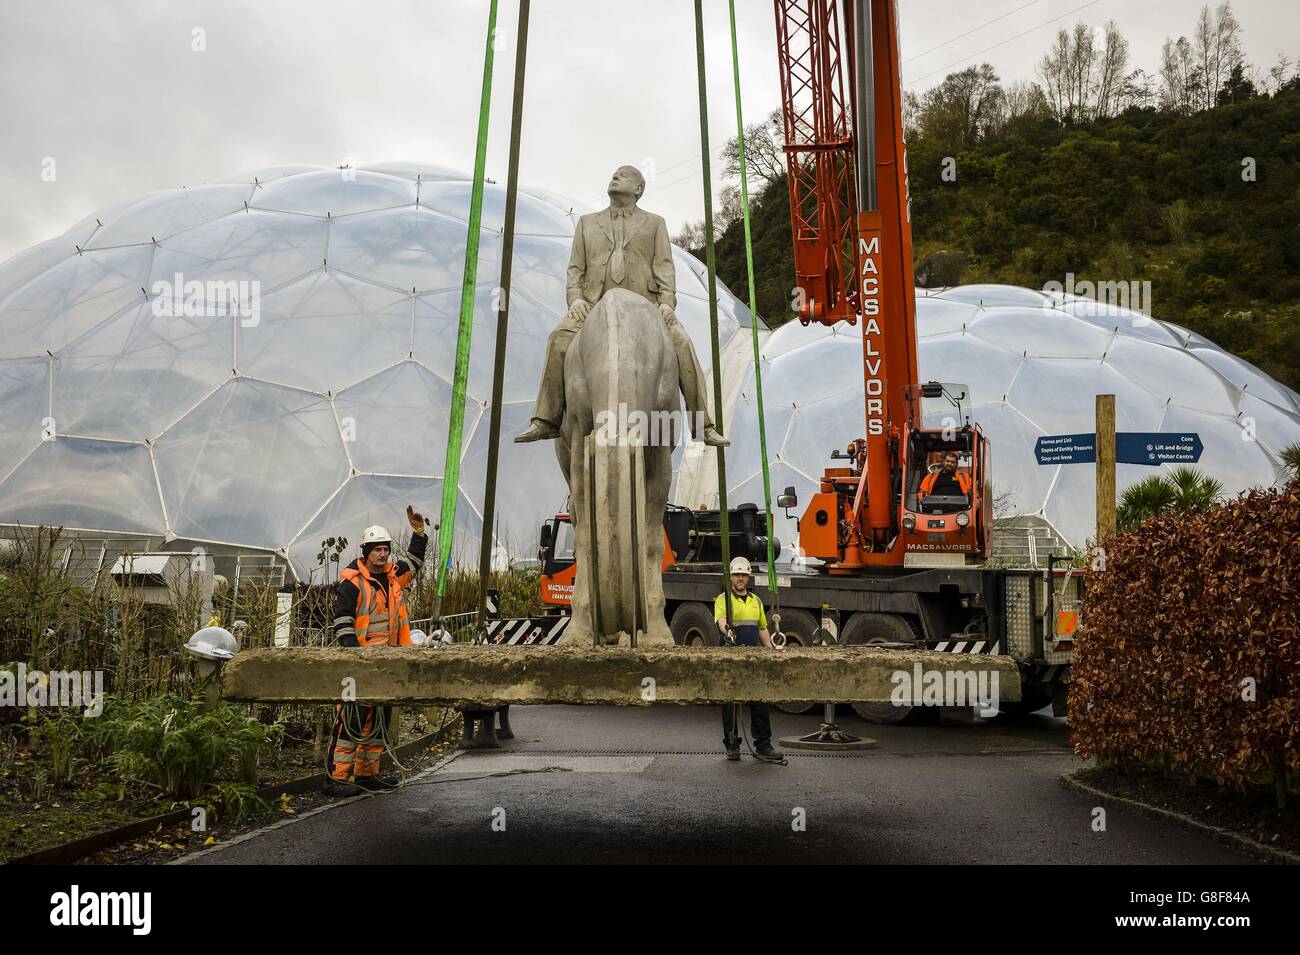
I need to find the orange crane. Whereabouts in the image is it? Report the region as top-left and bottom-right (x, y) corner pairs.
(775, 0), (990, 571)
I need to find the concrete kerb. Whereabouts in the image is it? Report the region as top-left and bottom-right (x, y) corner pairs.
(1060, 769), (1300, 865)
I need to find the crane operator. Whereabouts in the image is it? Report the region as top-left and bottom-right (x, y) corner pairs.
(919, 451), (971, 500)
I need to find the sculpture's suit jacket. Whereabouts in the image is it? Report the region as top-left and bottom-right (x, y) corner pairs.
(566, 206), (676, 310)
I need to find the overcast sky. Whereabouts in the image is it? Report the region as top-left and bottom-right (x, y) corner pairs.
(1, 0), (1297, 263)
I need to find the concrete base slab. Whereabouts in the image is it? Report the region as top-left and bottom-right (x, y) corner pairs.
(221, 645), (1022, 706)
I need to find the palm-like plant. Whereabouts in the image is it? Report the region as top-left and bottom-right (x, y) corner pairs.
(1165, 465), (1224, 512)
(1281, 441), (1300, 481)
(1117, 475), (1176, 530)
(1117, 467), (1223, 531)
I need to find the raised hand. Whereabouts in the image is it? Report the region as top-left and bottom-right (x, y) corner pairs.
(406, 505), (426, 533)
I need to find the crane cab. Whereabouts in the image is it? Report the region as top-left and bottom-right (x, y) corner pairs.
(899, 383), (990, 562)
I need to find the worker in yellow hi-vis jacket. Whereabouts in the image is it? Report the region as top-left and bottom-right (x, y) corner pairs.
(715, 557), (785, 765)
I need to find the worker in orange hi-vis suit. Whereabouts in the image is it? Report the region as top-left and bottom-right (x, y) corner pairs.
(919, 451), (971, 498)
(323, 505), (427, 797)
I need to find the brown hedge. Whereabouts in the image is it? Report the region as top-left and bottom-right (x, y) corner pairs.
(1068, 481), (1300, 790)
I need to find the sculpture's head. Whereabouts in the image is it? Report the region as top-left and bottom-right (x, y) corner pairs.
(607, 165), (645, 204)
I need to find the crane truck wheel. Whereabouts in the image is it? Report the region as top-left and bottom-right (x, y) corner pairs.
(842, 612), (932, 725)
(771, 607), (819, 714)
(670, 602), (720, 648)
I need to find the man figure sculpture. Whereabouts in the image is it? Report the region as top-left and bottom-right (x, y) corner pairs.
(514, 165), (729, 447)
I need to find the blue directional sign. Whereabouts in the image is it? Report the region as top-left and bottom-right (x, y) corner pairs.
(1035, 433), (1096, 465)
(1116, 432), (1203, 466)
(1036, 432), (1203, 466)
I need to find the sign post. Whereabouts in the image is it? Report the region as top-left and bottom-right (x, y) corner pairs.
(1096, 394), (1116, 545)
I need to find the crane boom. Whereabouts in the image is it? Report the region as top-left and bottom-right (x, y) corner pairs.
(774, 0), (990, 569)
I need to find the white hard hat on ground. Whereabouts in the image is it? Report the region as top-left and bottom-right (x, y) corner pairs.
(362, 525), (392, 546)
(729, 557), (753, 576)
(185, 626), (238, 661)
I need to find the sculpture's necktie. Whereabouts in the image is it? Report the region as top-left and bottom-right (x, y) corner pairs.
(610, 210), (626, 285)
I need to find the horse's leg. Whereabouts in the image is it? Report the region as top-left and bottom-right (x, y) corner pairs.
(637, 442), (675, 646)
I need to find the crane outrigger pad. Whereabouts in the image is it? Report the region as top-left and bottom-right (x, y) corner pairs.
(221, 645), (1021, 706)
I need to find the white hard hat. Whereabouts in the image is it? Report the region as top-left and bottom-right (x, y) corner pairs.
(185, 626), (238, 661)
(362, 525), (393, 547)
(409, 629), (428, 646)
(729, 556), (752, 576)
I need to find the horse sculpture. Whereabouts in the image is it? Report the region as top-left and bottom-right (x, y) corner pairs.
(555, 288), (678, 646)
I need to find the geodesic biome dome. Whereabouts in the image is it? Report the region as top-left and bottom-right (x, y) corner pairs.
(727, 284), (1300, 551)
(0, 163), (747, 579)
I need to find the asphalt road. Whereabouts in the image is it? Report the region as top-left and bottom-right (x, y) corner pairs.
(184, 705), (1252, 864)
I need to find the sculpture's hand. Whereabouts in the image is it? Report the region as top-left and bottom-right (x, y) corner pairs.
(568, 299), (592, 324)
(658, 303), (678, 328)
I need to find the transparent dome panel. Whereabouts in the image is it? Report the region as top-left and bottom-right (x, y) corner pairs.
(253, 170), (417, 217)
(761, 316), (833, 359)
(0, 358), (49, 471)
(459, 400), (571, 552)
(56, 300), (232, 440)
(328, 207), (501, 294)
(727, 397), (798, 487)
(936, 284), (1050, 308)
(768, 338), (864, 406)
(1059, 298), (1182, 347)
(154, 379), (349, 548)
(968, 307), (1110, 359)
(1105, 336), (1238, 415)
(779, 396), (870, 477)
(152, 211), (326, 294)
(0, 438), (164, 533)
(1, 245), (153, 359)
(967, 401), (1055, 514)
(241, 270), (412, 392)
(419, 180), (577, 237)
(916, 296), (981, 338)
(85, 184), (256, 250)
(508, 234), (570, 311)
(1237, 392), (1300, 460)
(0, 236), (77, 305)
(413, 284), (507, 400)
(918, 333), (1025, 406)
(1005, 359), (1165, 435)
(1187, 345), (1300, 413)
(334, 362), (454, 475)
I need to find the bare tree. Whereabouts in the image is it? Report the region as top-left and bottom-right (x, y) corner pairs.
(1093, 21), (1133, 117)
(1193, 2), (1244, 110)
(1159, 35), (1202, 113)
(721, 108), (785, 192)
(902, 89), (923, 136)
(671, 220), (706, 252)
(1004, 80), (1052, 122)
(1038, 23), (1097, 123)
(1039, 20), (1139, 123)
(714, 184), (744, 236)
(1265, 52), (1293, 94)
